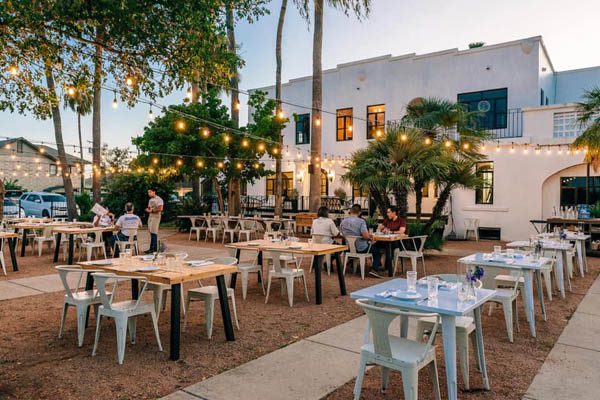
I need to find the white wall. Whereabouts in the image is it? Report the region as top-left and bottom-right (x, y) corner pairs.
(555, 66), (600, 103)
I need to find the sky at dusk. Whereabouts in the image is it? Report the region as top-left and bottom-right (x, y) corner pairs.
(2, 0), (600, 156)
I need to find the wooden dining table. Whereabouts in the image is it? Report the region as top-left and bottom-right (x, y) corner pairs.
(372, 233), (408, 276)
(13, 221), (92, 258)
(79, 257), (238, 361)
(226, 239), (348, 304)
(0, 231), (19, 271)
(53, 225), (116, 265)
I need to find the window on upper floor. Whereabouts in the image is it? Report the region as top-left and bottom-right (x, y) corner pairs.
(16, 141), (23, 153)
(553, 111), (599, 138)
(366, 104), (385, 139)
(475, 161), (494, 204)
(295, 113), (310, 145)
(352, 183), (368, 199)
(49, 164), (57, 175)
(336, 108), (353, 141)
(458, 88), (508, 130)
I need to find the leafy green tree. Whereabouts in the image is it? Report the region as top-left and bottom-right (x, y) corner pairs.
(572, 87), (600, 204)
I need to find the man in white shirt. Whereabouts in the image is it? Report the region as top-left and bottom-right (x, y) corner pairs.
(145, 188), (164, 254)
(110, 202), (142, 257)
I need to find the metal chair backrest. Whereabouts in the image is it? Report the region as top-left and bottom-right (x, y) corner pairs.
(345, 236), (359, 253)
(400, 235), (427, 254)
(56, 265), (101, 300)
(204, 256), (238, 285)
(92, 272), (148, 310)
(356, 299), (439, 359)
(311, 234), (329, 244)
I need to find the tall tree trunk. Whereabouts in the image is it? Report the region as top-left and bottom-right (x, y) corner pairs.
(370, 188), (389, 216)
(45, 66), (78, 219)
(0, 179), (4, 222)
(77, 112), (84, 193)
(226, 2), (241, 216)
(425, 185), (452, 233)
(91, 26), (104, 203)
(213, 177), (224, 213)
(274, 0), (288, 218)
(309, 0), (324, 212)
(394, 186), (409, 219)
(414, 180), (424, 221)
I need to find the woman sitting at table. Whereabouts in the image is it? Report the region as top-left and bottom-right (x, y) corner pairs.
(110, 203), (142, 257)
(93, 206), (115, 256)
(311, 206), (340, 244)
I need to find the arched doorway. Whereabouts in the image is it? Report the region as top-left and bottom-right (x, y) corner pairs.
(541, 163), (600, 218)
(321, 169), (329, 196)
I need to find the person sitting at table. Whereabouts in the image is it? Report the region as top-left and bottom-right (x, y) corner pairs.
(339, 204), (383, 278)
(93, 206), (115, 257)
(378, 206), (407, 235)
(110, 203), (142, 257)
(311, 206), (340, 244)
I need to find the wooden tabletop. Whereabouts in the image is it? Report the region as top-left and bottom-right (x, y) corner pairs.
(14, 221), (93, 230)
(53, 225), (116, 235)
(0, 231), (19, 239)
(8, 217), (53, 224)
(78, 257), (238, 285)
(226, 239), (347, 256)
(372, 233), (408, 242)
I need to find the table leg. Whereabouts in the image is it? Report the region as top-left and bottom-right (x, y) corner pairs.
(67, 234), (74, 265)
(473, 306), (490, 390)
(400, 315), (409, 338)
(385, 243), (393, 277)
(20, 228), (27, 257)
(314, 254), (323, 305)
(524, 270), (536, 337)
(563, 251), (572, 292)
(170, 283), (181, 361)
(84, 273), (95, 328)
(441, 315), (458, 400)
(216, 275), (235, 341)
(576, 241), (585, 277)
(131, 279), (139, 300)
(257, 251), (263, 283)
(582, 240), (589, 273)
(9, 238), (18, 271)
(554, 251), (566, 299)
(535, 270), (547, 321)
(53, 232), (62, 262)
(334, 252), (346, 296)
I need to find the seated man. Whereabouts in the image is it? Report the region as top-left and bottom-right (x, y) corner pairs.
(378, 206), (407, 235)
(110, 202), (142, 257)
(339, 204), (383, 278)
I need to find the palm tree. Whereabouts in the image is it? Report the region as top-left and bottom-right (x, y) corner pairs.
(572, 87), (600, 204)
(274, 0), (288, 218)
(64, 74), (93, 193)
(293, 0), (371, 212)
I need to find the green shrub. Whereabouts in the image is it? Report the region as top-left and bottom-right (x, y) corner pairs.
(175, 197), (210, 231)
(407, 220), (445, 250)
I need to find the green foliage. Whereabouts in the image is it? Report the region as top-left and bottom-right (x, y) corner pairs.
(407, 222), (444, 250)
(591, 201), (600, 218)
(174, 198), (210, 230)
(75, 192), (94, 221)
(103, 173), (176, 223)
(364, 215), (379, 229)
(574, 87), (600, 172)
(2, 179), (24, 191)
(334, 187), (347, 201)
(468, 42), (485, 48)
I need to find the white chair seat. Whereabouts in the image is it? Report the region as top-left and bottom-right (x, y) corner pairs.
(362, 336), (433, 365)
(492, 287), (519, 300)
(397, 250), (421, 257)
(419, 315), (474, 331)
(188, 286), (235, 297)
(69, 289), (105, 302)
(494, 274), (525, 284)
(100, 300), (155, 315)
(270, 267), (304, 277)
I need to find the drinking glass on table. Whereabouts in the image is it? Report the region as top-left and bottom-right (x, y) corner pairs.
(493, 246), (502, 256)
(506, 248), (515, 258)
(307, 238), (313, 248)
(457, 281), (469, 302)
(407, 271), (417, 293)
(427, 276), (439, 299)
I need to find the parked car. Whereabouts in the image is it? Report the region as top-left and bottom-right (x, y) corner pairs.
(3, 198), (24, 219)
(19, 192), (69, 218)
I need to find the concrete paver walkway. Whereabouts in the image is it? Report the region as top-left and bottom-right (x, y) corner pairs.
(524, 276), (600, 400)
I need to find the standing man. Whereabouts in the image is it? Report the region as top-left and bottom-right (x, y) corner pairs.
(144, 188), (164, 254)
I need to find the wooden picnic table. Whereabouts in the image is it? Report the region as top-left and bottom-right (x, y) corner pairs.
(13, 221), (93, 257)
(372, 233), (409, 276)
(0, 231), (19, 272)
(53, 225), (117, 265)
(226, 239), (348, 304)
(79, 257), (237, 361)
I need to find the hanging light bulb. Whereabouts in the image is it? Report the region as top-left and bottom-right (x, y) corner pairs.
(445, 140), (452, 148)
(285, 148), (290, 157)
(236, 162), (242, 169)
(112, 91), (118, 109)
(10, 151), (16, 160)
(496, 143), (501, 152)
(272, 147), (279, 154)
(376, 129), (383, 138)
(148, 105), (154, 120)
(16, 164), (21, 170)
(558, 147), (563, 155)
(152, 158), (159, 164)
(125, 76), (134, 86)
(235, 100), (241, 111)
(241, 138), (249, 147)
(575, 148), (580, 155)
(201, 127), (210, 137)
(223, 134), (231, 143)
(297, 151), (301, 159)
(253, 162), (260, 169)
(148, 168), (155, 174)
(258, 143), (265, 151)
(277, 109), (285, 119)
(401, 134), (408, 142)
(348, 125), (353, 132)
(67, 86), (76, 97)
(8, 65), (19, 76)
(424, 137), (432, 145)
(197, 160), (204, 168)
(176, 120), (186, 131)
(546, 148), (552, 155)
(4, 144), (10, 149)
(535, 148), (541, 155)
(315, 117), (321, 127)
(463, 142), (470, 150)
(523, 145), (529, 154)
(509, 143), (515, 153)
(217, 161), (224, 169)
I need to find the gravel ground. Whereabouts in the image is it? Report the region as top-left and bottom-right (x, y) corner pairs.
(0, 234), (596, 400)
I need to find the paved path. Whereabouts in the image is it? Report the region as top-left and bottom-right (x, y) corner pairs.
(524, 275), (600, 399)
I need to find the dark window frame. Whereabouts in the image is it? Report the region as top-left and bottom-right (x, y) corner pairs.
(336, 108), (353, 141)
(475, 161), (494, 204)
(16, 141), (23, 153)
(458, 88), (508, 130)
(295, 113), (310, 145)
(366, 104), (385, 140)
(49, 164), (57, 175)
(266, 172), (294, 198)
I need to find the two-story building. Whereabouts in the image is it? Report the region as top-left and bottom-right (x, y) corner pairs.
(0, 137), (87, 192)
(247, 36), (600, 240)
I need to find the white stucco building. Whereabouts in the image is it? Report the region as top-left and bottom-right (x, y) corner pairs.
(247, 36), (600, 241)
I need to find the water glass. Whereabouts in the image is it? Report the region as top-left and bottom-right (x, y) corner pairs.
(307, 239), (313, 248)
(427, 276), (439, 299)
(407, 271), (417, 293)
(506, 248), (515, 258)
(457, 282), (468, 302)
(493, 246), (502, 256)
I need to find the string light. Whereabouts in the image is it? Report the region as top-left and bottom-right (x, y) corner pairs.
(272, 147), (279, 154)
(522, 145), (528, 154)
(558, 147), (563, 155)
(125, 76), (134, 86)
(223, 134), (231, 143)
(424, 137), (432, 145)
(176, 159), (183, 166)
(148, 105), (154, 120)
(510, 143), (515, 153)
(546, 148), (552, 155)
(9, 65), (19, 76)
(241, 138), (249, 147)
(253, 162), (260, 169)
(67, 86), (76, 97)
(445, 140), (452, 148)
(481, 144), (486, 151)
(176, 120), (186, 131)
(152, 158), (159, 164)
(217, 161), (224, 169)
(376, 129), (383, 138)
(235, 100), (241, 111)
(277, 109), (285, 119)
(463, 142), (470, 150)
(257, 143), (265, 151)
(348, 125), (353, 132)
(496, 143), (501, 152)
(315, 117), (321, 127)
(401, 134), (408, 142)
(201, 128), (210, 137)
(535, 148), (541, 155)
(196, 160), (204, 168)
(236, 162), (242, 169)
(112, 91), (118, 109)
(297, 151), (301, 159)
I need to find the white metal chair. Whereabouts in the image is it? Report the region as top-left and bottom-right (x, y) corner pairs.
(309, 234), (333, 276)
(184, 257), (240, 338)
(57, 265), (108, 347)
(464, 218), (480, 241)
(238, 219), (257, 242)
(0, 238), (7, 276)
(205, 216), (223, 243)
(354, 299), (441, 400)
(393, 235), (427, 276)
(230, 249), (265, 300)
(415, 274), (482, 391)
(79, 232), (107, 261)
(222, 217), (239, 244)
(32, 227), (55, 256)
(487, 270), (522, 343)
(91, 273), (162, 365)
(265, 250), (309, 307)
(188, 217), (206, 241)
(343, 236), (372, 280)
(112, 232), (139, 257)
(264, 220), (282, 239)
(494, 254), (554, 302)
(149, 252), (188, 321)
